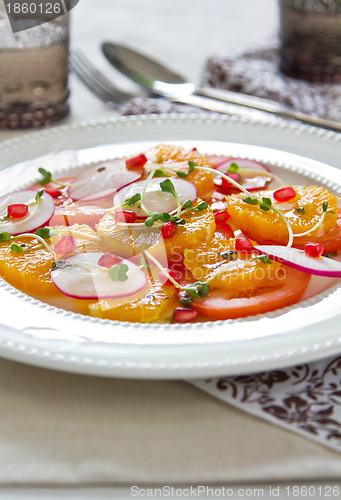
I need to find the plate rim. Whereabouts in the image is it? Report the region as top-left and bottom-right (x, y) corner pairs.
(1, 112), (341, 379)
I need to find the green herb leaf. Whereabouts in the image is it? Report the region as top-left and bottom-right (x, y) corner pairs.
(0, 232), (12, 242)
(259, 204), (270, 211)
(195, 201), (208, 211)
(242, 196), (259, 205)
(176, 161), (196, 179)
(35, 189), (45, 201)
(151, 213), (161, 221)
(182, 199), (193, 209)
(139, 256), (150, 269)
(160, 179), (177, 198)
(254, 254), (272, 264)
(322, 201), (328, 213)
(38, 167), (52, 186)
(153, 169), (165, 177)
(228, 162), (239, 173)
(36, 227), (53, 239)
(108, 263), (129, 282)
(97, 166), (106, 172)
(160, 213), (171, 222)
(261, 197), (272, 206)
(145, 217), (155, 227)
(124, 193), (141, 207)
(11, 243), (25, 253)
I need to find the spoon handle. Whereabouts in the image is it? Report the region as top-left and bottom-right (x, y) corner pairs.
(194, 87), (341, 133)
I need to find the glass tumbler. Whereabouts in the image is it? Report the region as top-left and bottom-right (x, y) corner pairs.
(0, 1), (69, 129)
(278, 0), (341, 83)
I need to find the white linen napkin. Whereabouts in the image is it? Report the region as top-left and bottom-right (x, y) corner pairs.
(0, 357), (339, 485)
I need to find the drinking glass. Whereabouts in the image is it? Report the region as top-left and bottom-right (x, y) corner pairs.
(278, 0), (341, 83)
(0, 0), (69, 129)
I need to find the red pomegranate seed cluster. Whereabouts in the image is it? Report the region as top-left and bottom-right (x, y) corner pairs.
(235, 236), (254, 253)
(45, 187), (62, 199)
(214, 210), (231, 224)
(273, 187), (296, 202)
(125, 154), (147, 169)
(114, 210), (137, 223)
(304, 242), (324, 258)
(54, 235), (77, 255)
(161, 221), (177, 239)
(98, 253), (123, 268)
(221, 172), (241, 188)
(173, 307), (198, 323)
(158, 268), (181, 285)
(7, 204), (28, 219)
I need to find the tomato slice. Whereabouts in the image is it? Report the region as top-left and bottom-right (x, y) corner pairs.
(192, 265), (311, 320)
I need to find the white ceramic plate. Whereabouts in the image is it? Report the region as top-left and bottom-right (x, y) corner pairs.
(0, 113), (341, 379)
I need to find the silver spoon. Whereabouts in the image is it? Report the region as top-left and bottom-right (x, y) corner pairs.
(102, 42), (341, 133)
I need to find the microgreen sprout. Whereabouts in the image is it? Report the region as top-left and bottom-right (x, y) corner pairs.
(176, 160), (196, 179)
(38, 168), (70, 188)
(123, 193), (141, 207)
(139, 256), (150, 269)
(0, 232), (11, 242)
(253, 254), (272, 264)
(228, 162), (239, 173)
(153, 169), (166, 177)
(293, 201), (336, 239)
(242, 195), (294, 247)
(10, 243), (26, 253)
(108, 263), (129, 282)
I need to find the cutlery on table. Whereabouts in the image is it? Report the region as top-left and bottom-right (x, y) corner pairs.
(69, 50), (134, 109)
(101, 42), (341, 133)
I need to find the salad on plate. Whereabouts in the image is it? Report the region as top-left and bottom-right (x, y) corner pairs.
(1, 144), (341, 324)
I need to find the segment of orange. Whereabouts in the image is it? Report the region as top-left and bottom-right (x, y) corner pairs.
(225, 186), (338, 245)
(163, 200), (216, 260)
(96, 212), (161, 258)
(184, 237), (282, 293)
(76, 277), (178, 323)
(96, 201), (216, 261)
(146, 144), (214, 199)
(0, 224), (103, 297)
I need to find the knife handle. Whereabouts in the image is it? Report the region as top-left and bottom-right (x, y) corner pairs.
(190, 86), (341, 133)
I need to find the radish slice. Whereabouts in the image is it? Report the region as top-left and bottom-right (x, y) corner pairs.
(214, 158), (272, 194)
(0, 190), (55, 236)
(69, 160), (143, 202)
(114, 178), (197, 217)
(215, 157), (271, 173)
(254, 245), (341, 277)
(51, 252), (147, 299)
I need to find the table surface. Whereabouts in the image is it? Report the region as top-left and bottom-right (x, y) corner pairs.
(1, 1), (341, 497)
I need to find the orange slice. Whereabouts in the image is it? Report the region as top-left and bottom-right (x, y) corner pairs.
(225, 186), (338, 245)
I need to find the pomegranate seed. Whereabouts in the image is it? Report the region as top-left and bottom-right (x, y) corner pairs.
(221, 172), (241, 188)
(304, 242), (324, 258)
(114, 210), (137, 223)
(161, 221), (177, 239)
(159, 268), (181, 284)
(216, 222), (234, 239)
(173, 307), (198, 323)
(214, 210), (231, 224)
(126, 154), (147, 169)
(45, 187), (62, 198)
(235, 236), (254, 253)
(7, 204), (29, 219)
(273, 187), (296, 202)
(191, 147), (198, 151)
(98, 253), (122, 268)
(54, 235), (77, 255)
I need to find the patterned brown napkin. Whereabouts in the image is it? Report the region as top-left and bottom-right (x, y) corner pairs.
(191, 355), (341, 452)
(202, 45), (341, 122)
